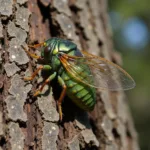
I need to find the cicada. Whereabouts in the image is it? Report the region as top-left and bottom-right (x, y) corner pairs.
(23, 38), (135, 120)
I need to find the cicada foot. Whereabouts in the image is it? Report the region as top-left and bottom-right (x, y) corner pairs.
(33, 90), (41, 97)
(24, 77), (33, 81)
(57, 101), (63, 121)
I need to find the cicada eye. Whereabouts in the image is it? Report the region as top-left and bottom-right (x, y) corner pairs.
(44, 46), (51, 53)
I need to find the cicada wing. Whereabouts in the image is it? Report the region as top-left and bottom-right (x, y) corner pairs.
(60, 51), (136, 91)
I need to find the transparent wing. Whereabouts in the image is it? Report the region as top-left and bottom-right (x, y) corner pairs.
(59, 51), (136, 91)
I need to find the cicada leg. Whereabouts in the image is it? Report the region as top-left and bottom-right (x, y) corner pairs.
(22, 45), (41, 59)
(57, 76), (67, 121)
(24, 65), (44, 81)
(34, 72), (56, 96)
(28, 42), (44, 49)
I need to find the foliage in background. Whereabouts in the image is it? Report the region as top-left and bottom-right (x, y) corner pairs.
(108, 1), (150, 150)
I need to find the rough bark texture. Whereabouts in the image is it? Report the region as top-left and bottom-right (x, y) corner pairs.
(0, 0), (139, 150)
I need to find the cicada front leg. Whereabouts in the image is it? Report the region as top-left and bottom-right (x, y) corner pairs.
(22, 45), (41, 60)
(28, 42), (45, 49)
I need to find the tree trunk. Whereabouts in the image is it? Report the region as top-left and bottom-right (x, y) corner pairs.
(0, 0), (139, 150)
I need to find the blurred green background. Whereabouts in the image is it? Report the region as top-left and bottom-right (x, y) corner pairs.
(108, 1), (150, 150)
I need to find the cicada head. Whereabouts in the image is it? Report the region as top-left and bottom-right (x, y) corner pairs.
(41, 38), (78, 71)
(41, 38), (77, 61)
(41, 38), (58, 60)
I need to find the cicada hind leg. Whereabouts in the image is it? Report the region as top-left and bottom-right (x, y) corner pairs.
(57, 76), (67, 121)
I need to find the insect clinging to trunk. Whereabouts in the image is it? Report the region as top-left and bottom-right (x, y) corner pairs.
(23, 38), (135, 120)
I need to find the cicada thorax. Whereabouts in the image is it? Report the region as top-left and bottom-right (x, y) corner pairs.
(44, 38), (80, 71)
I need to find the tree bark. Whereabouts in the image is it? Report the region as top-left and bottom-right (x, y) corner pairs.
(0, 0), (139, 150)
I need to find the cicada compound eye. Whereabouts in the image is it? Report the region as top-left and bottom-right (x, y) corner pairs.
(44, 46), (51, 53)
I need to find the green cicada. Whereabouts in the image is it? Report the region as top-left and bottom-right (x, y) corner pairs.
(23, 38), (135, 120)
